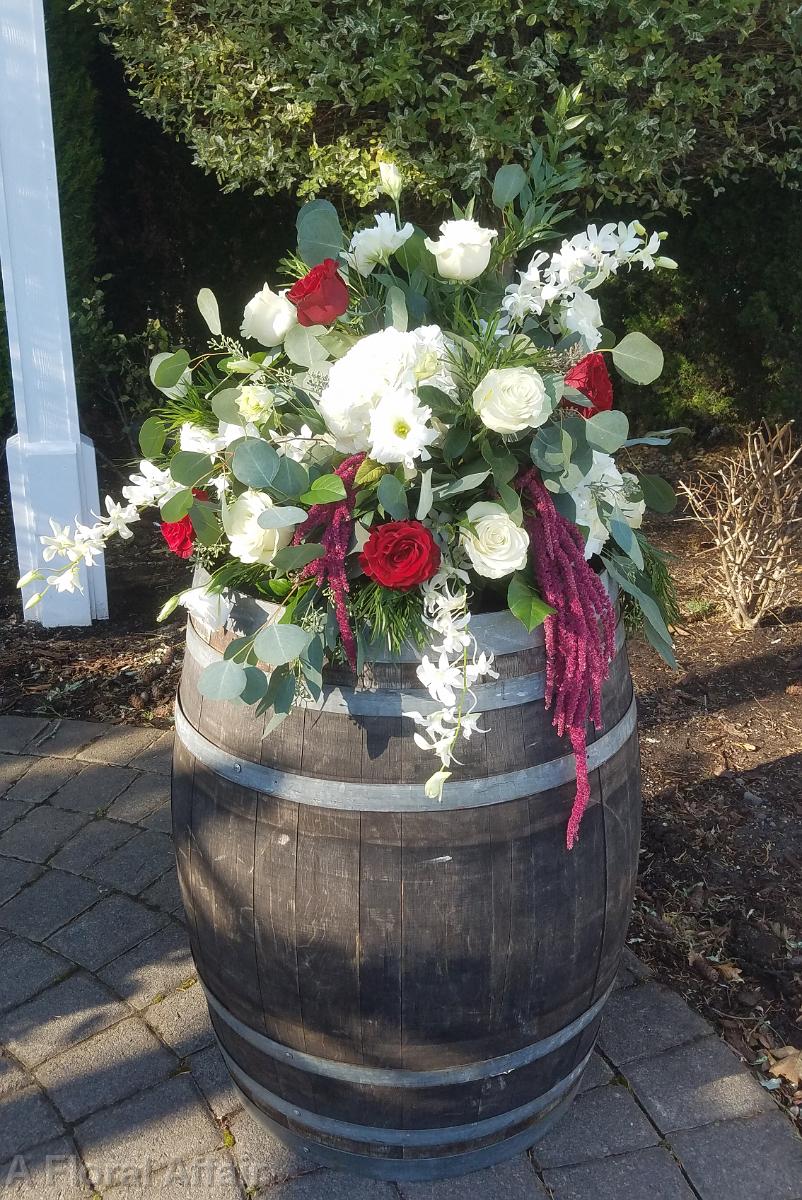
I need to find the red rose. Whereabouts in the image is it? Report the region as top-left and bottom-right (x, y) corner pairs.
(360, 521), (441, 592)
(563, 352), (614, 417)
(159, 488), (208, 559)
(287, 258), (349, 327)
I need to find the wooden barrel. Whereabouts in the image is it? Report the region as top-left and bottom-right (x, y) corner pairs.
(172, 581), (641, 1181)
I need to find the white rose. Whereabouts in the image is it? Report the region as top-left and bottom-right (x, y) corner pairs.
(241, 284), (297, 347)
(222, 490), (294, 565)
(472, 367), (551, 434)
(462, 502), (529, 579)
(424, 219), (497, 282)
(347, 212), (414, 277)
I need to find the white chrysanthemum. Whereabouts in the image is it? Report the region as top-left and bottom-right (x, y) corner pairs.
(318, 326), (453, 453)
(368, 387), (436, 469)
(346, 212), (414, 277)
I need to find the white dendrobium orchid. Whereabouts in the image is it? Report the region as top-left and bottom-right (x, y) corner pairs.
(122, 460), (179, 508)
(424, 219), (497, 281)
(99, 497), (139, 540)
(40, 520), (78, 563)
(241, 283), (297, 347)
(368, 387), (436, 469)
(268, 424), (317, 464)
(346, 212), (414, 277)
(416, 653), (466, 708)
(560, 288), (604, 350)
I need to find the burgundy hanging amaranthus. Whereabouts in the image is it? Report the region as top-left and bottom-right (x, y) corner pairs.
(518, 469), (617, 848)
(291, 452), (366, 670)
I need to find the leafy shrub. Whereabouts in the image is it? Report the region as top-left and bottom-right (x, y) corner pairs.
(78, 0), (801, 208)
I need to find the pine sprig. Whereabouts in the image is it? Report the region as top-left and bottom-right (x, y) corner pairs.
(348, 580), (426, 653)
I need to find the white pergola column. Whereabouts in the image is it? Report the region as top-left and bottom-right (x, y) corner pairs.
(1, 0), (107, 625)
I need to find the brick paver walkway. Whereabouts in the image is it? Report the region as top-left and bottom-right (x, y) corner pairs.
(1, 714), (800, 1199)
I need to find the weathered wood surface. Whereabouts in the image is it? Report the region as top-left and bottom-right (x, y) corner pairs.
(172, 595), (641, 1179)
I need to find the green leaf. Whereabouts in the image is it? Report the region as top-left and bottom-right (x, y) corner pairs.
(284, 322), (329, 368)
(442, 425), (471, 463)
(271, 544), (325, 571)
(416, 469), (434, 521)
(637, 473), (677, 513)
(211, 387), (244, 426)
(160, 489), (194, 522)
(492, 163), (527, 208)
(385, 286), (408, 332)
(611, 332), (664, 385)
(354, 457), (385, 487)
(138, 416), (166, 458)
(190, 501), (221, 547)
(603, 555), (676, 665)
(156, 593), (182, 622)
(197, 288), (221, 336)
(377, 474), (409, 519)
(300, 634), (324, 699)
(240, 665), (269, 704)
(643, 620), (678, 669)
(299, 473), (347, 505)
(152, 349), (190, 390)
(297, 199), (344, 267)
(418, 385), (456, 419)
(257, 505), (308, 529)
(272, 455), (309, 498)
(609, 517), (644, 570)
(170, 451), (213, 488)
(434, 470), (490, 498)
(497, 480), (523, 523)
(197, 659), (248, 700)
(231, 438), (279, 488)
(584, 410), (630, 454)
(253, 622), (311, 666)
(507, 574), (555, 632)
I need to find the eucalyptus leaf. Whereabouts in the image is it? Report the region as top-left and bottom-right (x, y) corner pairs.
(253, 622), (311, 666)
(211, 387), (244, 426)
(603, 555), (676, 658)
(197, 659), (248, 701)
(160, 489), (194, 523)
(611, 332), (664, 385)
(231, 438), (279, 488)
(190, 501), (221, 547)
(169, 451), (214, 488)
(197, 288), (222, 336)
(637, 473), (677, 513)
(434, 470), (490, 499)
(257, 505), (308, 529)
(416, 468), (434, 521)
(609, 517), (644, 569)
(377, 474), (409, 519)
(271, 544), (325, 571)
(442, 425), (471, 463)
(584, 410), (630, 453)
(138, 416), (166, 458)
(272, 455), (309, 498)
(152, 349), (190, 390)
(492, 163), (527, 208)
(284, 322), (329, 368)
(240, 665), (269, 704)
(297, 199), (344, 267)
(385, 286), (408, 332)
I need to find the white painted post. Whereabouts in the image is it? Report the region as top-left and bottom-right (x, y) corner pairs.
(1, 0), (108, 625)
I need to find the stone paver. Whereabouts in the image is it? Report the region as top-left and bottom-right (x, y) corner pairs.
(0, 807), (89, 864)
(597, 981), (710, 1065)
(532, 1084), (659, 1169)
(0, 871), (102, 941)
(35, 1016), (176, 1123)
(105, 773), (168, 824)
(78, 726), (161, 767)
(0, 717), (799, 1200)
(0, 1134), (94, 1199)
(0, 717), (49, 755)
(4, 758), (82, 804)
(543, 1146), (697, 1200)
(98, 921), (194, 1009)
(0, 1085), (64, 1163)
(0, 858), (41, 905)
(85, 828), (174, 895)
(143, 979), (214, 1056)
(74, 1075), (222, 1182)
(188, 1045), (242, 1121)
(227, 1107), (319, 1192)
(0, 940), (71, 1013)
(47, 763), (138, 814)
(0, 973), (127, 1068)
(398, 1156), (549, 1199)
(50, 819), (137, 874)
(45, 894), (167, 970)
(669, 1113), (802, 1200)
(624, 1035), (777, 1132)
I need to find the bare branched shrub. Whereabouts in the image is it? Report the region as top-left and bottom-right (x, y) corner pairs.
(679, 423), (802, 630)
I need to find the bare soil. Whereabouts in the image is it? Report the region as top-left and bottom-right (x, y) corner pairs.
(1, 454), (800, 1123)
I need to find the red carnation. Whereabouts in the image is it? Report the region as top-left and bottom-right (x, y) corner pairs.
(287, 258), (349, 327)
(160, 488), (208, 559)
(360, 521), (441, 592)
(563, 352), (614, 418)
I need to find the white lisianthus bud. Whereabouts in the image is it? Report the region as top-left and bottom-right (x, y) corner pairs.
(241, 284), (297, 347)
(424, 219), (498, 282)
(378, 160), (403, 204)
(221, 490), (294, 565)
(461, 502), (529, 579)
(472, 367), (551, 434)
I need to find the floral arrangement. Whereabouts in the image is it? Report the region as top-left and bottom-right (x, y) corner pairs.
(23, 141), (682, 847)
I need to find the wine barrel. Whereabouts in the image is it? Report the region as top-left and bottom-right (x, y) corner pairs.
(172, 581), (640, 1181)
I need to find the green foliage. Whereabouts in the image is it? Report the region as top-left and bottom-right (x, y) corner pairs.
(620, 540), (681, 638)
(349, 581), (426, 654)
(77, 0), (800, 208)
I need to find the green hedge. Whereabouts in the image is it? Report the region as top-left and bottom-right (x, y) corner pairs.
(0, 0), (101, 429)
(77, 0), (800, 207)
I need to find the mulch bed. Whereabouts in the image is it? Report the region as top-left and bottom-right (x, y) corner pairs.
(1, 453), (800, 1124)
